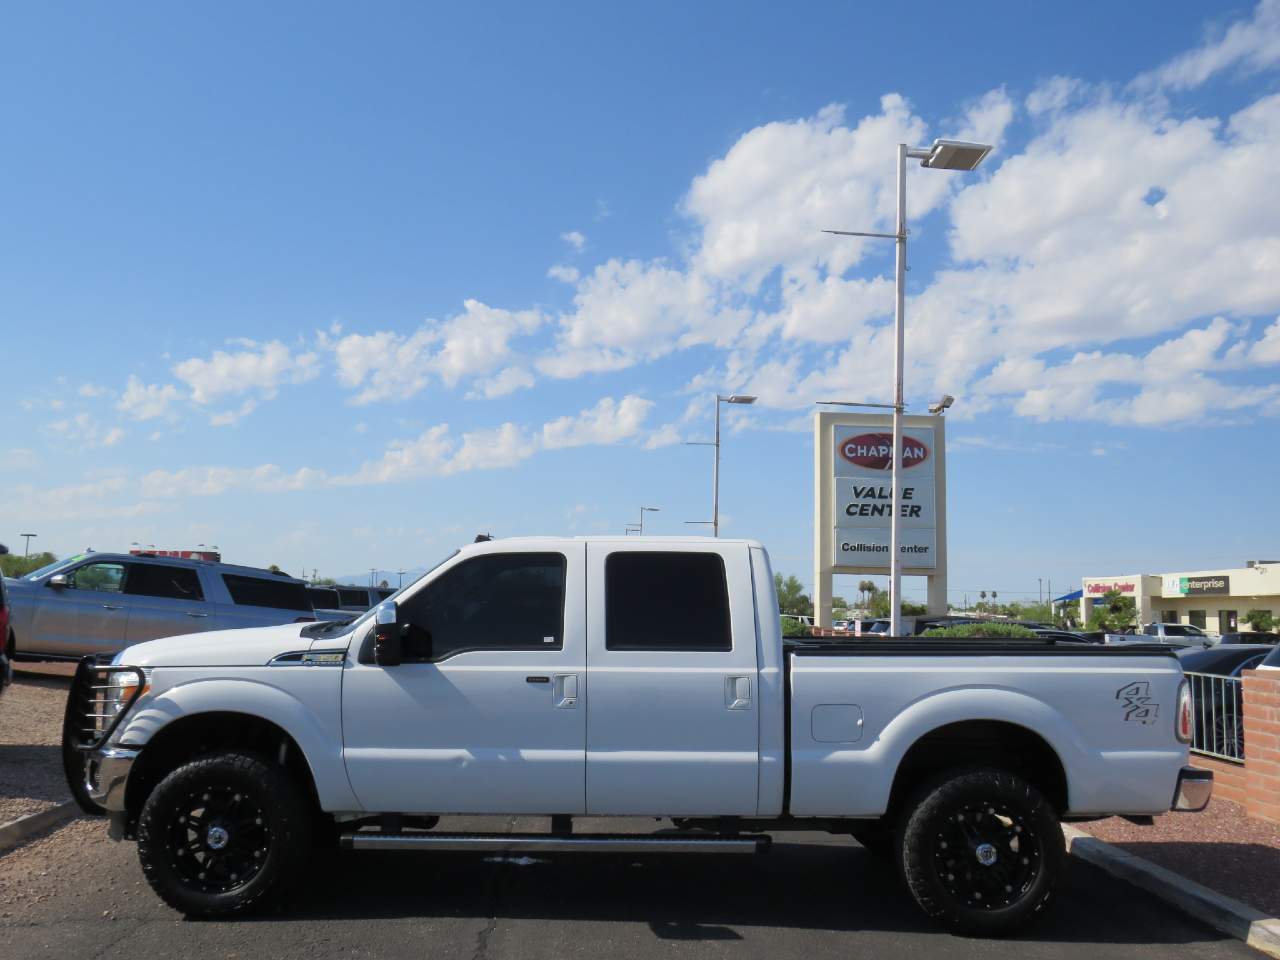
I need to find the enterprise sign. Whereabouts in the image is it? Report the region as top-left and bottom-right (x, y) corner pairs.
(832, 426), (937, 570)
(1164, 575), (1231, 597)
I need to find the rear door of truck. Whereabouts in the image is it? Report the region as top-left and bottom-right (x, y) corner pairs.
(584, 540), (761, 815)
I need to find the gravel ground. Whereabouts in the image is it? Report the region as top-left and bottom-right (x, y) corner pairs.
(1081, 796), (1280, 917)
(0, 668), (73, 825)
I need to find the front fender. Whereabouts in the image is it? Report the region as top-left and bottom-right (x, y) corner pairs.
(116, 670), (359, 812)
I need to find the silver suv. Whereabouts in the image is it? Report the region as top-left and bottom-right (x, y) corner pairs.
(4, 553), (315, 660)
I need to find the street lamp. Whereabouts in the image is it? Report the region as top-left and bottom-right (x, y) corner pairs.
(686, 394), (756, 537)
(824, 138), (991, 636)
(928, 395), (955, 415)
(638, 506), (660, 535)
(21, 533), (37, 557)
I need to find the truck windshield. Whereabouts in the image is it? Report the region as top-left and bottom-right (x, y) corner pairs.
(23, 554), (87, 580)
(304, 550), (459, 637)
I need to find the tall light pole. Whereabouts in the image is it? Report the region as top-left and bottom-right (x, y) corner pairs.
(686, 394), (756, 537)
(21, 533), (36, 557)
(638, 506), (660, 535)
(824, 139), (991, 636)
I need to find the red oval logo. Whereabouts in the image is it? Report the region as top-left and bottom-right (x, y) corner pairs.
(838, 433), (929, 470)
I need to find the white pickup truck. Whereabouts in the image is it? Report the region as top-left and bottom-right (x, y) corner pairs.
(64, 536), (1210, 934)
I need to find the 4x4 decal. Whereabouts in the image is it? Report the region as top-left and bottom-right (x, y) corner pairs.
(1116, 681), (1160, 724)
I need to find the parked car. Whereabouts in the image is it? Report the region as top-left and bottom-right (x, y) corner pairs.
(306, 586), (351, 623)
(1218, 631), (1277, 645)
(1031, 628), (1098, 644)
(1107, 623), (1212, 650)
(333, 584), (396, 612)
(1176, 644), (1273, 759)
(1262, 644), (1280, 671)
(0, 545), (11, 693)
(1140, 622), (1214, 642)
(65, 535), (1208, 933)
(5, 552), (315, 660)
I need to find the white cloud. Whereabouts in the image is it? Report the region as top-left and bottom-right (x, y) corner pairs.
(684, 99), (944, 288)
(332, 300), (545, 403)
(644, 423), (683, 449)
(117, 376), (179, 421)
(1133, 0), (1280, 92)
(547, 264), (580, 284)
(173, 339), (319, 416)
(1026, 76), (1083, 117)
(1249, 317), (1280, 363)
(467, 366), (535, 399)
(341, 395), (651, 486)
(47, 413), (126, 448)
(561, 230), (586, 252)
(541, 395), (653, 449)
(78, 383), (105, 398)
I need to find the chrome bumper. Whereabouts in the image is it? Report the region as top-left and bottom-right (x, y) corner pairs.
(1172, 766), (1213, 812)
(86, 747), (140, 814)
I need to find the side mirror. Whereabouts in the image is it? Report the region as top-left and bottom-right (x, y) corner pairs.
(373, 601), (402, 667)
(48, 574), (69, 590)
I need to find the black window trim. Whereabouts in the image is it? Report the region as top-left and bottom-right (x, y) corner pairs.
(604, 550), (733, 653)
(389, 551), (570, 665)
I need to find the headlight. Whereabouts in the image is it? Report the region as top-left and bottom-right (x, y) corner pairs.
(96, 670), (150, 737)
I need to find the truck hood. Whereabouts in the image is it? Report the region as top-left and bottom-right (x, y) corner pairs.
(118, 623), (319, 668)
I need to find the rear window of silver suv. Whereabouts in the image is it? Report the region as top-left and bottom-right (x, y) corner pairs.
(222, 574), (310, 612)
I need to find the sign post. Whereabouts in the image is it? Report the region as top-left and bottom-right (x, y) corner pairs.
(813, 410), (947, 629)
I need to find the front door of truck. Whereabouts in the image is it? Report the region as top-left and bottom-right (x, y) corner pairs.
(584, 541), (761, 816)
(341, 544), (586, 815)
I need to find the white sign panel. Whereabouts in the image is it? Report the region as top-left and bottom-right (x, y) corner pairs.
(834, 527), (937, 566)
(831, 425), (937, 570)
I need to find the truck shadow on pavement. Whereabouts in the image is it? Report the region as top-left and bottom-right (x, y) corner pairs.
(240, 839), (1237, 947)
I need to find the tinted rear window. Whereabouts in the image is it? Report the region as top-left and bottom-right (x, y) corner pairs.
(307, 587), (341, 608)
(337, 587), (369, 607)
(222, 574), (310, 611)
(605, 552), (731, 651)
(127, 563), (204, 601)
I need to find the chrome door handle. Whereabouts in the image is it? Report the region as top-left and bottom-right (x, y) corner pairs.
(554, 674), (578, 709)
(101, 604), (123, 611)
(185, 612), (210, 618)
(725, 675), (752, 710)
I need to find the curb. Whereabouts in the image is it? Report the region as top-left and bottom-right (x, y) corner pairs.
(1063, 825), (1280, 958)
(0, 801), (77, 854)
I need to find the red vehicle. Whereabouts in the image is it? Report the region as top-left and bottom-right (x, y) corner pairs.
(1, 544), (11, 692)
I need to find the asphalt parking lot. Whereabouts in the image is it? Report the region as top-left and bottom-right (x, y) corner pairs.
(0, 812), (1264, 960)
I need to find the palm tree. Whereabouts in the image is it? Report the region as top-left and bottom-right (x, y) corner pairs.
(858, 579), (876, 610)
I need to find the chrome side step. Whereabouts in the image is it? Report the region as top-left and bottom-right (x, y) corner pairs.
(341, 832), (769, 854)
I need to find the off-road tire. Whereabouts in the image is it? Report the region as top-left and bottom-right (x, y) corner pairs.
(137, 752), (312, 917)
(896, 767), (1062, 935)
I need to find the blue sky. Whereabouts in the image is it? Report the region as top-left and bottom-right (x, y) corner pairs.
(3, 1), (1279, 602)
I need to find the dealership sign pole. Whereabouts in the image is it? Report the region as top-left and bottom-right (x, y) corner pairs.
(824, 139), (990, 635)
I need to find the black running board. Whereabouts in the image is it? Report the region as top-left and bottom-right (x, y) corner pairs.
(341, 832), (769, 854)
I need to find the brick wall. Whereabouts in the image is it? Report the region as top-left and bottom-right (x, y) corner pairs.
(1191, 753), (1248, 805)
(1242, 669), (1280, 824)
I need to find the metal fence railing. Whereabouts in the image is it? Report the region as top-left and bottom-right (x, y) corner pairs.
(1184, 671), (1245, 763)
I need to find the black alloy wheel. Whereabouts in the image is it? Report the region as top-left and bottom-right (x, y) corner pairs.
(897, 767), (1063, 935)
(164, 784), (272, 894)
(929, 798), (1041, 911)
(138, 752), (311, 916)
